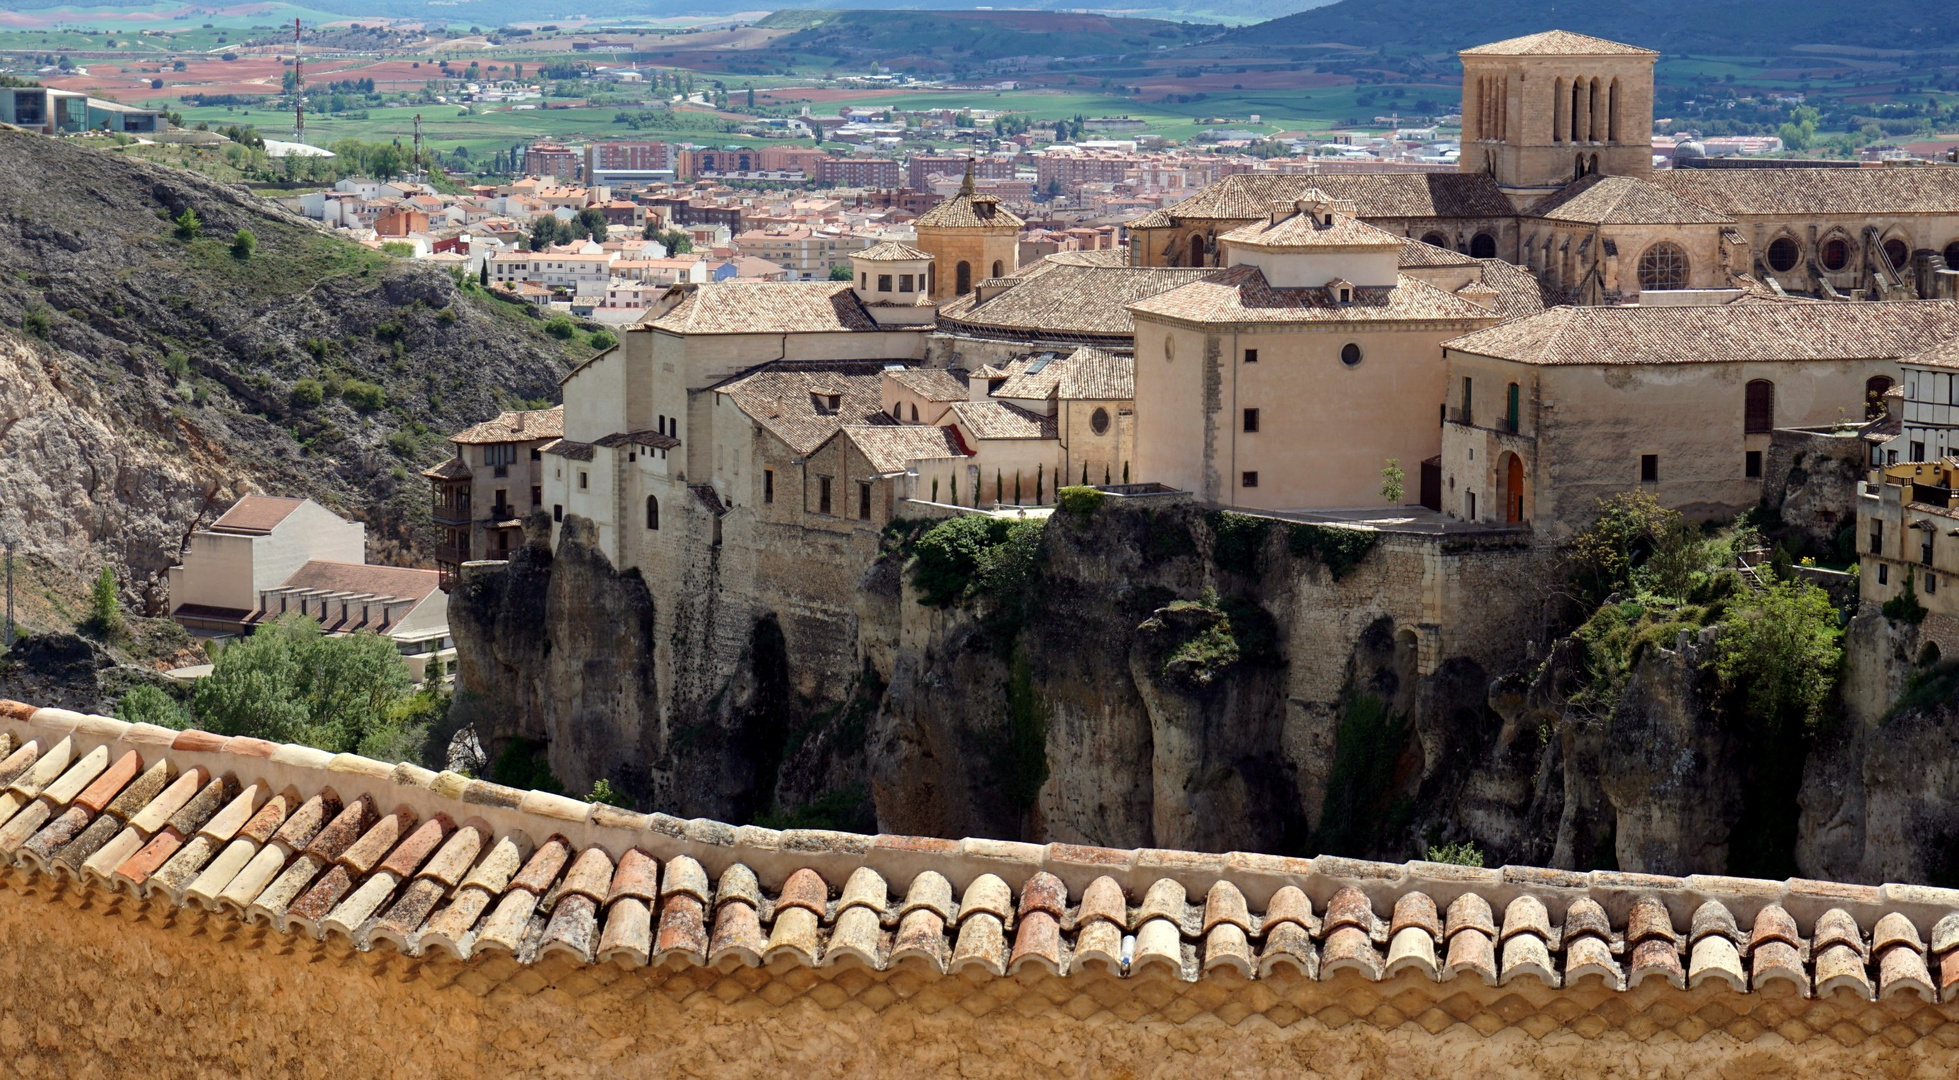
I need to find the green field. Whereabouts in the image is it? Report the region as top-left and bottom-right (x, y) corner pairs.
(164, 102), (756, 156)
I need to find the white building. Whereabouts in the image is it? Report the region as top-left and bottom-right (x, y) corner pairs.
(166, 495), (455, 685)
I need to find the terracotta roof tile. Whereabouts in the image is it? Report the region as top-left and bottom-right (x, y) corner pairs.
(1526, 174), (1733, 226)
(1460, 29), (1657, 55)
(950, 400), (1057, 441)
(836, 424), (968, 474)
(1445, 300), (1959, 366)
(915, 191), (1024, 229)
(1130, 266), (1493, 326)
(7, 700), (1959, 1048)
(1155, 171), (1515, 223)
(937, 258), (1217, 339)
(448, 406), (563, 445)
(1220, 207), (1405, 249)
(210, 495), (307, 535)
(883, 366), (968, 402)
(1649, 166), (1959, 217)
(715, 362), (894, 455)
(649, 281), (884, 335)
(854, 240), (931, 261)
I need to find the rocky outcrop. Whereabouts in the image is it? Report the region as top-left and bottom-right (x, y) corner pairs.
(0, 128), (575, 608)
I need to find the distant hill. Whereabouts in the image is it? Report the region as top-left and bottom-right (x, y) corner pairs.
(1235, 0), (1959, 53)
(763, 9), (1214, 65)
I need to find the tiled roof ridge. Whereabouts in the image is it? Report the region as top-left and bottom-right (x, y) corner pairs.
(4, 698), (1959, 1009)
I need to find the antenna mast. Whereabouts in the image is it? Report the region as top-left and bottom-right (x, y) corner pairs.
(292, 18), (305, 142)
(413, 113), (424, 183)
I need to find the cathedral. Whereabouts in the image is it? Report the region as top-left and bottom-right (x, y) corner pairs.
(1127, 30), (1959, 306)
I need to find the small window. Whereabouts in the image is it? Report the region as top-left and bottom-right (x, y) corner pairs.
(877, 273), (893, 292)
(1872, 519), (1884, 555)
(1461, 376), (1473, 423)
(764, 468), (775, 504)
(553, 504), (563, 522)
(531, 486), (541, 506)
(1745, 451), (1762, 478)
(1241, 471), (1259, 489)
(1913, 441), (1927, 461)
(1340, 343), (1363, 367)
(858, 482), (872, 519)
(645, 495), (660, 530)
(1879, 563), (1889, 586)
(1243, 407), (1260, 433)
(1505, 382), (1520, 433)
(530, 448), (541, 460)
(819, 476), (833, 515)
(1090, 407), (1110, 435)
(1929, 574), (1939, 595)
(1244, 348), (1258, 363)
(579, 471), (588, 490)
(860, 272), (868, 288)
(899, 273), (913, 292)
(1640, 454), (1659, 483)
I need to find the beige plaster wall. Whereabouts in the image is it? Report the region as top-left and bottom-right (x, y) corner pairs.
(1133, 315), (1490, 510)
(6, 871), (1955, 1080)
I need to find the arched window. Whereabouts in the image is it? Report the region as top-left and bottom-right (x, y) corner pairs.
(955, 261), (972, 295)
(1884, 237), (1911, 271)
(991, 259), (1004, 278)
(1189, 234), (1205, 267)
(1766, 237), (1800, 273)
(1505, 382), (1520, 432)
(1091, 407), (1110, 435)
(1637, 242), (1689, 290)
(1608, 78), (1620, 142)
(1867, 376), (1895, 420)
(645, 495), (660, 530)
(1821, 238), (1851, 272)
(1745, 380), (1775, 434)
(1469, 233), (1497, 259)
(1589, 153), (1599, 176)
(1553, 77), (1566, 143)
(1587, 78), (1599, 141)
(1575, 153), (1586, 182)
(909, 402), (918, 423)
(1571, 80), (1583, 142)
(1421, 232), (1448, 249)
(1945, 241), (1959, 268)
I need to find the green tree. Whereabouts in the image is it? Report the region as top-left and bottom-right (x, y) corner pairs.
(116, 684), (190, 729)
(544, 316), (578, 340)
(190, 614), (419, 757)
(89, 567), (122, 636)
(230, 228), (256, 260)
(341, 379), (386, 412)
(478, 262), (490, 288)
(1380, 458), (1404, 503)
(1714, 581), (1842, 734)
(528, 214), (562, 251)
(173, 207), (201, 241)
(828, 264), (854, 281)
(1778, 106), (1820, 152)
(588, 330), (616, 351)
(574, 206), (609, 242)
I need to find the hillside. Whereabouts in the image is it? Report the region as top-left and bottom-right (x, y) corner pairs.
(1238, 0), (1959, 53)
(0, 127), (580, 615)
(763, 9), (1215, 66)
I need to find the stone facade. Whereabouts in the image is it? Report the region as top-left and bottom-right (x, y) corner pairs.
(1459, 31), (1658, 205)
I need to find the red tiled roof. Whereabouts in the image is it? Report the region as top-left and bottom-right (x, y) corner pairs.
(281, 561), (440, 604)
(210, 496), (308, 536)
(1129, 267), (1495, 327)
(1460, 29), (1656, 56)
(1446, 300), (1959, 366)
(0, 700), (1957, 1056)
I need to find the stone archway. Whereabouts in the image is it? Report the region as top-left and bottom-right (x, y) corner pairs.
(1498, 451), (1527, 524)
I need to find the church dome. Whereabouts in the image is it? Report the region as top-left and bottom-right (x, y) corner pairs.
(1672, 141), (1706, 163)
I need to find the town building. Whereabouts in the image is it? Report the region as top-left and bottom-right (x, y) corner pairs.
(1128, 192), (1512, 509)
(1440, 301), (1959, 535)
(0, 86), (163, 134)
(583, 140), (672, 185)
(165, 495), (453, 684)
(1126, 30), (1959, 306)
(1859, 458), (1959, 656)
(913, 169), (1023, 300)
(422, 407), (565, 584)
(815, 157), (902, 189)
(522, 143), (580, 180)
(1886, 336), (1959, 464)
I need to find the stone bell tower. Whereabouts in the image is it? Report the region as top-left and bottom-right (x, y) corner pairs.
(1458, 30), (1658, 208)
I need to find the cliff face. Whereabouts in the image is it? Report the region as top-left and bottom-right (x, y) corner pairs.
(0, 129), (576, 606)
(451, 492), (1959, 884)
(451, 498), (1555, 862)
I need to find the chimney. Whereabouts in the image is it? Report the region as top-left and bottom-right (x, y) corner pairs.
(514, 412), (526, 433)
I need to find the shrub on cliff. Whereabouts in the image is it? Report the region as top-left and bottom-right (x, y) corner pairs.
(189, 614), (423, 759)
(1055, 485), (1103, 518)
(115, 684), (190, 729)
(1287, 522), (1378, 581)
(1715, 580), (1842, 735)
(909, 515), (1043, 609)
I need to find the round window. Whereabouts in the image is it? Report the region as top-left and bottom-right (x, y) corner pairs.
(1090, 407), (1111, 435)
(1821, 238), (1850, 272)
(1884, 238), (1911, 271)
(1766, 236), (1800, 273)
(1340, 343), (1363, 367)
(1163, 335), (1176, 362)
